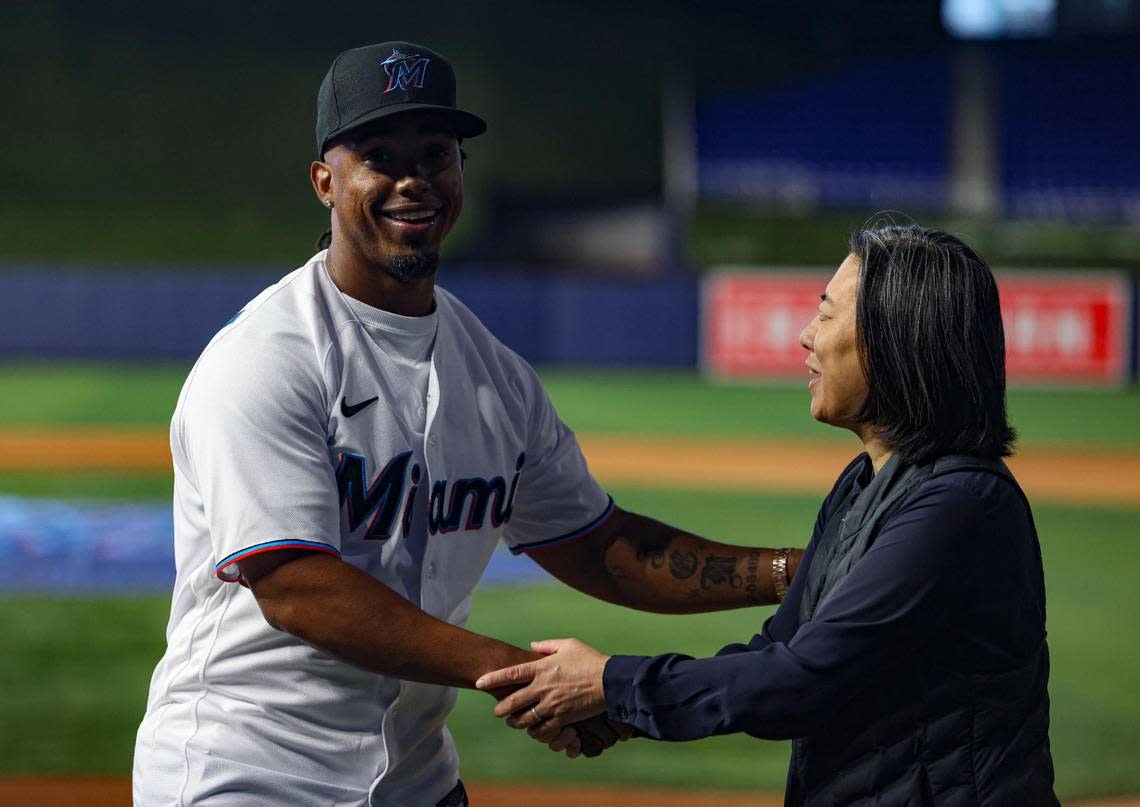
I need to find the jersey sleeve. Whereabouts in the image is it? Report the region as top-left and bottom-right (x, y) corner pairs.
(500, 371), (613, 555)
(177, 339), (342, 583)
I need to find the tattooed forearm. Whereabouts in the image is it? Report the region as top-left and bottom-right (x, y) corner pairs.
(700, 555), (743, 590)
(667, 549), (698, 580)
(588, 510), (796, 612)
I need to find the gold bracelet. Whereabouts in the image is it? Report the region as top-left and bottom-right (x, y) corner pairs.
(772, 548), (791, 603)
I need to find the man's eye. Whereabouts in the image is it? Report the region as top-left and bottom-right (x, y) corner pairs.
(365, 151), (390, 164)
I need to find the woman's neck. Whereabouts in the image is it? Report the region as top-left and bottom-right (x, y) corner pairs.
(853, 425), (893, 475)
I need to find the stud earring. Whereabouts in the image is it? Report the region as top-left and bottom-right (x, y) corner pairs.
(325, 200), (333, 208)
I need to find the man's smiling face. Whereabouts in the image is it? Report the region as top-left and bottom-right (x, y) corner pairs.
(320, 112), (464, 282)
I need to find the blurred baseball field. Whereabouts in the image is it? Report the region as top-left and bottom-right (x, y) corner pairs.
(1, 363), (1138, 802)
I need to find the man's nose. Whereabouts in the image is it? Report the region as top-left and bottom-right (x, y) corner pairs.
(394, 172), (431, 196)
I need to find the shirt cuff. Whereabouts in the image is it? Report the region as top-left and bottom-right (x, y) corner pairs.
(603, 654), (651, 725)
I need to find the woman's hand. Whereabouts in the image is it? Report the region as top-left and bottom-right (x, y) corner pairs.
(475, 638), (611, 734)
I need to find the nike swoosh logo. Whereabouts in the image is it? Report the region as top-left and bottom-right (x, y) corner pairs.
(340, 395), (379, 418)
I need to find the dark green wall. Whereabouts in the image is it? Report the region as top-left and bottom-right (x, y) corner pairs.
(9, 1), (1133, 271)
(1, 1), (946, 265)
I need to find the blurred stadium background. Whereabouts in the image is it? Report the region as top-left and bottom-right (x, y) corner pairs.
(2, 1), (1139, 804)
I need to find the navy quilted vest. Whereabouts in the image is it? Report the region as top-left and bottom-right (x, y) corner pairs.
(787, 455), (1059, 807)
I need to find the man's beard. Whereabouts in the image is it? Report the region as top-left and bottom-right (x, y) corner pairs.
(386, 252), (439, 284)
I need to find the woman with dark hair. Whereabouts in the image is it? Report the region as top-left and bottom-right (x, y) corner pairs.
(477, 225), (1059, 806)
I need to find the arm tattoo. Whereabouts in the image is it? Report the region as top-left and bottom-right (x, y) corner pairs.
(667, 550), (698, 580)
(700, 555), (743, 590)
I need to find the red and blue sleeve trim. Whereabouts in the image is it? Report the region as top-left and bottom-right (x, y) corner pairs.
(215, 540), (340, 583)
(509, 496), (616, 556)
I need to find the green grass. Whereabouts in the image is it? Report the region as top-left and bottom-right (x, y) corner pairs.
(1, 487), (1137, 800)
(0, 596), (171, 773)
(2, 363), (1138, 448)
(0, 363), (187, 427)
(542, 370), (1140, 447)
(0, 473), (172, 500)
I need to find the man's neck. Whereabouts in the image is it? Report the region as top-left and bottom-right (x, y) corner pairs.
(324, 243), (436, 317)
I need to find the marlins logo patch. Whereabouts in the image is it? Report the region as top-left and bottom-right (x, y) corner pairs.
(382, 49), (430, 93)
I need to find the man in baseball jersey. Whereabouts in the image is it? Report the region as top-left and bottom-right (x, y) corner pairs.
(133, 42), (802, 806)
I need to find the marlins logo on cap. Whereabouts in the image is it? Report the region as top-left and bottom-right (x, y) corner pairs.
(382, 49), (430, 94)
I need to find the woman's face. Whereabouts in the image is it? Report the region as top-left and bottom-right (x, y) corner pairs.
(799, 254), (869, 429)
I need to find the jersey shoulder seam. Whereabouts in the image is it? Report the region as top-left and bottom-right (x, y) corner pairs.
(197, 266), (312, 361)
(176, 263), (333, 443)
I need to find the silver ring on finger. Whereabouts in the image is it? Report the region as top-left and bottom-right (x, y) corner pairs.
(530, 705), (544, 723)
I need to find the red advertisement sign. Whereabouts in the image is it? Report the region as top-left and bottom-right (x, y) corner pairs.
(702, 270), (830, 381)
(998, 274), (1130, 384)
(702, 269), (1132, 386)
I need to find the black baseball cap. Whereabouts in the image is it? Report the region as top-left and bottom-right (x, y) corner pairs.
(316, 41), (487, 158)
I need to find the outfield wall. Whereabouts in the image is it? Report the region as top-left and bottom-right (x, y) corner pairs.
(0, 265), (1135, 383)
(0, 265), (697, 368)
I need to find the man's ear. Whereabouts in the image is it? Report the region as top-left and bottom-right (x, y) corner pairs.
(311, 160), (333, 205)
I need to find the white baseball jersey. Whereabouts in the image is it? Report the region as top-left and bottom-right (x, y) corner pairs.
(133, 251), (613, 806)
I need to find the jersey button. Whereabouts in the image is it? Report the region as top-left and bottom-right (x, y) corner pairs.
(426, 562), (437, 578)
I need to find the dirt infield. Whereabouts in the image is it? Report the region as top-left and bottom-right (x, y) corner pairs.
(578, 435), (1140, 508)
(0, 777), (1137, 806)
(2, 427), (1138, 509)
(0, 428), (173, 473)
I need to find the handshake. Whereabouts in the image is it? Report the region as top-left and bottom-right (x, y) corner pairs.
(476, 638), (631, 758)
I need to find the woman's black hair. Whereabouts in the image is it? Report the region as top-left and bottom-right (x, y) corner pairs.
(850, 223), (1016, 463)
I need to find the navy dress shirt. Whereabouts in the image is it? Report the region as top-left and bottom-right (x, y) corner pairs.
(602, 456), (1049, 742)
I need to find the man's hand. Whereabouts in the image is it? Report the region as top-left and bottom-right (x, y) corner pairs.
(553, 714), (633, 758)
(528, 713), (630, 759)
